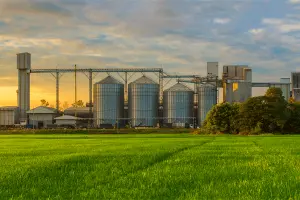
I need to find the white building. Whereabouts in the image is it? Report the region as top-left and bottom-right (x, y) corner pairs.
(27, 106), (60, 128)
(0, 106), (19, 126)
(55, 115), (82, 127)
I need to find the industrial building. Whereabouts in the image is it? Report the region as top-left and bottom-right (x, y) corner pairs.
(55, 115), (84, 128)
(0, 107), (19, 127)
(0, 52), (296, 129)
(27, 106), (60, 128)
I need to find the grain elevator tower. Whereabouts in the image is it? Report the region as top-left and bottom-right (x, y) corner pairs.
(17, 52), (31, 123)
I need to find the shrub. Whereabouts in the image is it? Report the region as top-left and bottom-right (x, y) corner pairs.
(284, 102), (300, 133)
(203, 102), (240, 134)
(239, 88), (289, 133)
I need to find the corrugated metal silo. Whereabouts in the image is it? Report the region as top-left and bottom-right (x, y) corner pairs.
(93, 76), (124, 128)
(128, 76), (159, 127)
(163, 83), (194, 127)
(198, 84), (217, 126)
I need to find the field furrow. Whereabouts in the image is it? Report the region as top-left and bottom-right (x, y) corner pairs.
(0, 134), (299, 200)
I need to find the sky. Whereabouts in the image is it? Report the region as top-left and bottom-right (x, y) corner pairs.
(0, 0), (300, 107)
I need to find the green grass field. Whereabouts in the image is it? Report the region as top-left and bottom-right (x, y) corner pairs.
(1, 134), (300, 200)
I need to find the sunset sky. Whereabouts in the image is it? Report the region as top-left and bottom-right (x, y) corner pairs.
(1, 0), (300, 108)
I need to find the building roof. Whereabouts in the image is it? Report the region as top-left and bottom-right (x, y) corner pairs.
(64, 107), (90, 112)
(165, 83), (193, 92)
(95, 76), (123, 84)
(54, 115), (82, 120)
(0, 106), (18, 111)
(27, 106), (58, 114)
(131, 75), (157, 84)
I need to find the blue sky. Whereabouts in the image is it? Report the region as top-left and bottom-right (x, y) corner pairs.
(0, 0), (300, 106)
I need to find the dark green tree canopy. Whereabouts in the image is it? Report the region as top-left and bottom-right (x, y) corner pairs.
(203, 102), (240, 134)
(265, 87), (283, 99)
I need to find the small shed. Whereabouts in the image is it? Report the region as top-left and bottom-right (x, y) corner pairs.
(0, 106), (19, 126)
(27, 106), (60, 128)
(55, 115), (83, 127)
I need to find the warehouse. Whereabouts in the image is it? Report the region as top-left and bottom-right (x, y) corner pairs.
(27, 106), (60, 128)
(55, 115), (84, 128)
(0, 106), (19, 127)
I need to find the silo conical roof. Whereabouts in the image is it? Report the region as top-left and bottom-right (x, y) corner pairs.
(131, 75), (157, 84)
(165, 83), (193, 92)
(95, 76), (122, 84)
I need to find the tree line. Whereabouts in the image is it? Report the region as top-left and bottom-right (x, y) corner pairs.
(40, 99), (85, 111)
(201, 87), (300, 135)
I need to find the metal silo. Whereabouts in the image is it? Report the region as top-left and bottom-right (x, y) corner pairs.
(128, 76), (159, 127)
(163, 83), (194, 128)
(93, 76), (124, 128)
(198, 84), (217, 126)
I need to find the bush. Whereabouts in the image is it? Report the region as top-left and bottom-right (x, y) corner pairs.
(203, 103), (240, 134)
(284, 102), (300, 133)
(239, 88), (289, 133)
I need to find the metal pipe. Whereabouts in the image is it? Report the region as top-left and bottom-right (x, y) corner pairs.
(30, 68), (163, 73)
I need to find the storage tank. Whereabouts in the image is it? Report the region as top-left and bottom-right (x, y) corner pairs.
(128, 76), (159, 127)
(198, 84), (217, 126)
(163, 83), (194, 128)
(93, 76), (124, 128)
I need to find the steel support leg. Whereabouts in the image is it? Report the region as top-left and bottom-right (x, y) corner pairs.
(56, 71), (60, 113)
(89, 70), (93, 128)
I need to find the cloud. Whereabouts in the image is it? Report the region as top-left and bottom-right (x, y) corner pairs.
(0, 0), (299, 106)
(289, 0), (300, 4)
(249, 28), (264, 35)
(0, 36), (63, 48)
(0, 1), (72, 17)
(213, 18), (231, 24)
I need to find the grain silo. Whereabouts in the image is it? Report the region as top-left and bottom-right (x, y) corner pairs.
(198, 84), (217, 126)
(93, 76), (124, 128)
(128, 76), (159, 127)
(163, 83), (194, 128)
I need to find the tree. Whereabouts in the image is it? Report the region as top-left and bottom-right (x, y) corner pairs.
(289, 97), (295, 104)
(62, 101), (69, 110)
(265, 87), (284, 99)
(239, 96), (270, 133)
(284, 102), (300, 133)
(239, 88), (289, 133)
(72, 100), (85, 107)
(40, 99), (49, 107)
(203, 102), (240, 134)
